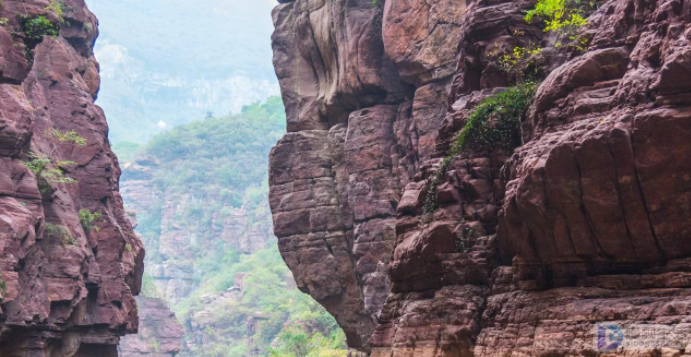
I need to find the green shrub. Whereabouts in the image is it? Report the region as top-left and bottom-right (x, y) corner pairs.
(525, 0), (589, 32)
(51, 129), (87, 145)
(45, 0), (64, 23)
(24, 152), (77, 193)
(423, 82), (537, 216)
(79, 209), (102, 232)
(487, 44), (543, 82)
(17, 15), (59, 41)
(525, 0), (598, 51)
(44, 223), (76, 245)
(24, 130), (86, 193)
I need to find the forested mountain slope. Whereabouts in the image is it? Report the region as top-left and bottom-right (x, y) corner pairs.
(117, 99), (348, 356)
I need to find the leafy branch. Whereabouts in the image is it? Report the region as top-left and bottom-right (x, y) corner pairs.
(525, 0), (598, 52)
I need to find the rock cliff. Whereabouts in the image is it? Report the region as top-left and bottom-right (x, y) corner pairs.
(268, 0), (691, 355)
(118, 297), (184, 357)
(0, 0), (144, 355)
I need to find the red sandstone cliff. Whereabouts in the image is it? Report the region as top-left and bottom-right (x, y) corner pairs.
(119, 297), (183, 357)
(268, 0), (691, 355)
(0, 0), (144, 355)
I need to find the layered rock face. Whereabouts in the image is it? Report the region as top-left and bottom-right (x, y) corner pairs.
(269, 0), (691, 355)
(119, 297), (184, 357)
(0, 0), (144, 355)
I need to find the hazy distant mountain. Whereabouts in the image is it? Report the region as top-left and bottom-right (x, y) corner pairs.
(86, 0), (280, 144)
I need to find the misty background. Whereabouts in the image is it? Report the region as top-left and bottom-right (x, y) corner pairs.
(87, 0), (280, 144)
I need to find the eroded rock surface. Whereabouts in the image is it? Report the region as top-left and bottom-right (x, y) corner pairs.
(269, 0), (691, 355)
(0, 0), (144, 355)
(119, 297), (184, 357)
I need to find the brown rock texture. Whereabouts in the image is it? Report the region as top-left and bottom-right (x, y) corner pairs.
(0, 0), (144, 355)
(268, 0), (691, 355)
(119, 297), (184, 357)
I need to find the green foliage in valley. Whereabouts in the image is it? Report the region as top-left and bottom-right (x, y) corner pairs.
(144, 96), (285, 200)
(112, 141), (142, 162)
(119, 97), (346, 356)
(174, 246), (347, 357)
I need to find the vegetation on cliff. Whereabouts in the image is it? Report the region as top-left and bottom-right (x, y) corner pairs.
(423, 82), (537, 217)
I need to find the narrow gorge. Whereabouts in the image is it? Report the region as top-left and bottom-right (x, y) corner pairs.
(1, 0), (691, 356)
(268, 0), (691, 356)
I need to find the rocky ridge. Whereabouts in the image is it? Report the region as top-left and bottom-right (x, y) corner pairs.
(268, 0), (691, 355)
(0, 0), (144, 355)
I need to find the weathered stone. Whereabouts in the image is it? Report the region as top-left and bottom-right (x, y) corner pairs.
(0, 0), (144, 354)
(119, 297), (184, 357)
(269, 0), (691, 355)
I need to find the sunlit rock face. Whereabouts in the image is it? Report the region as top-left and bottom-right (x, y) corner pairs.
(269, 0), (691, 355)
(0, 0), (144, 355)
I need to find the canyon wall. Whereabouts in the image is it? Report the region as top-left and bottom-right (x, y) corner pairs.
(0, 0), (144, 355)
(118, 297), (184, 357)
(268, 0), (691, 355)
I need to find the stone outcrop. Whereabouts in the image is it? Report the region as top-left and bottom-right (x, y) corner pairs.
(0, 0), (144, 355)
(119, 297), (184, 357)
(269, 0), (691, 355)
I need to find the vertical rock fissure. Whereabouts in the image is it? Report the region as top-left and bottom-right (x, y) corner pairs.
(628, 116), (666, 262)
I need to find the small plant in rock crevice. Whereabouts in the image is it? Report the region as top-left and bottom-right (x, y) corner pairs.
(44, 222), (76, 245)
(79, 209), (102, 233)
(487, 41), (544, 83)
(51, 129), (87, 145)
(422, 82), (537, 219)
(23, 130), (86, 194)
(25, 152), (77, 193)
(45, 0), (66, 23)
